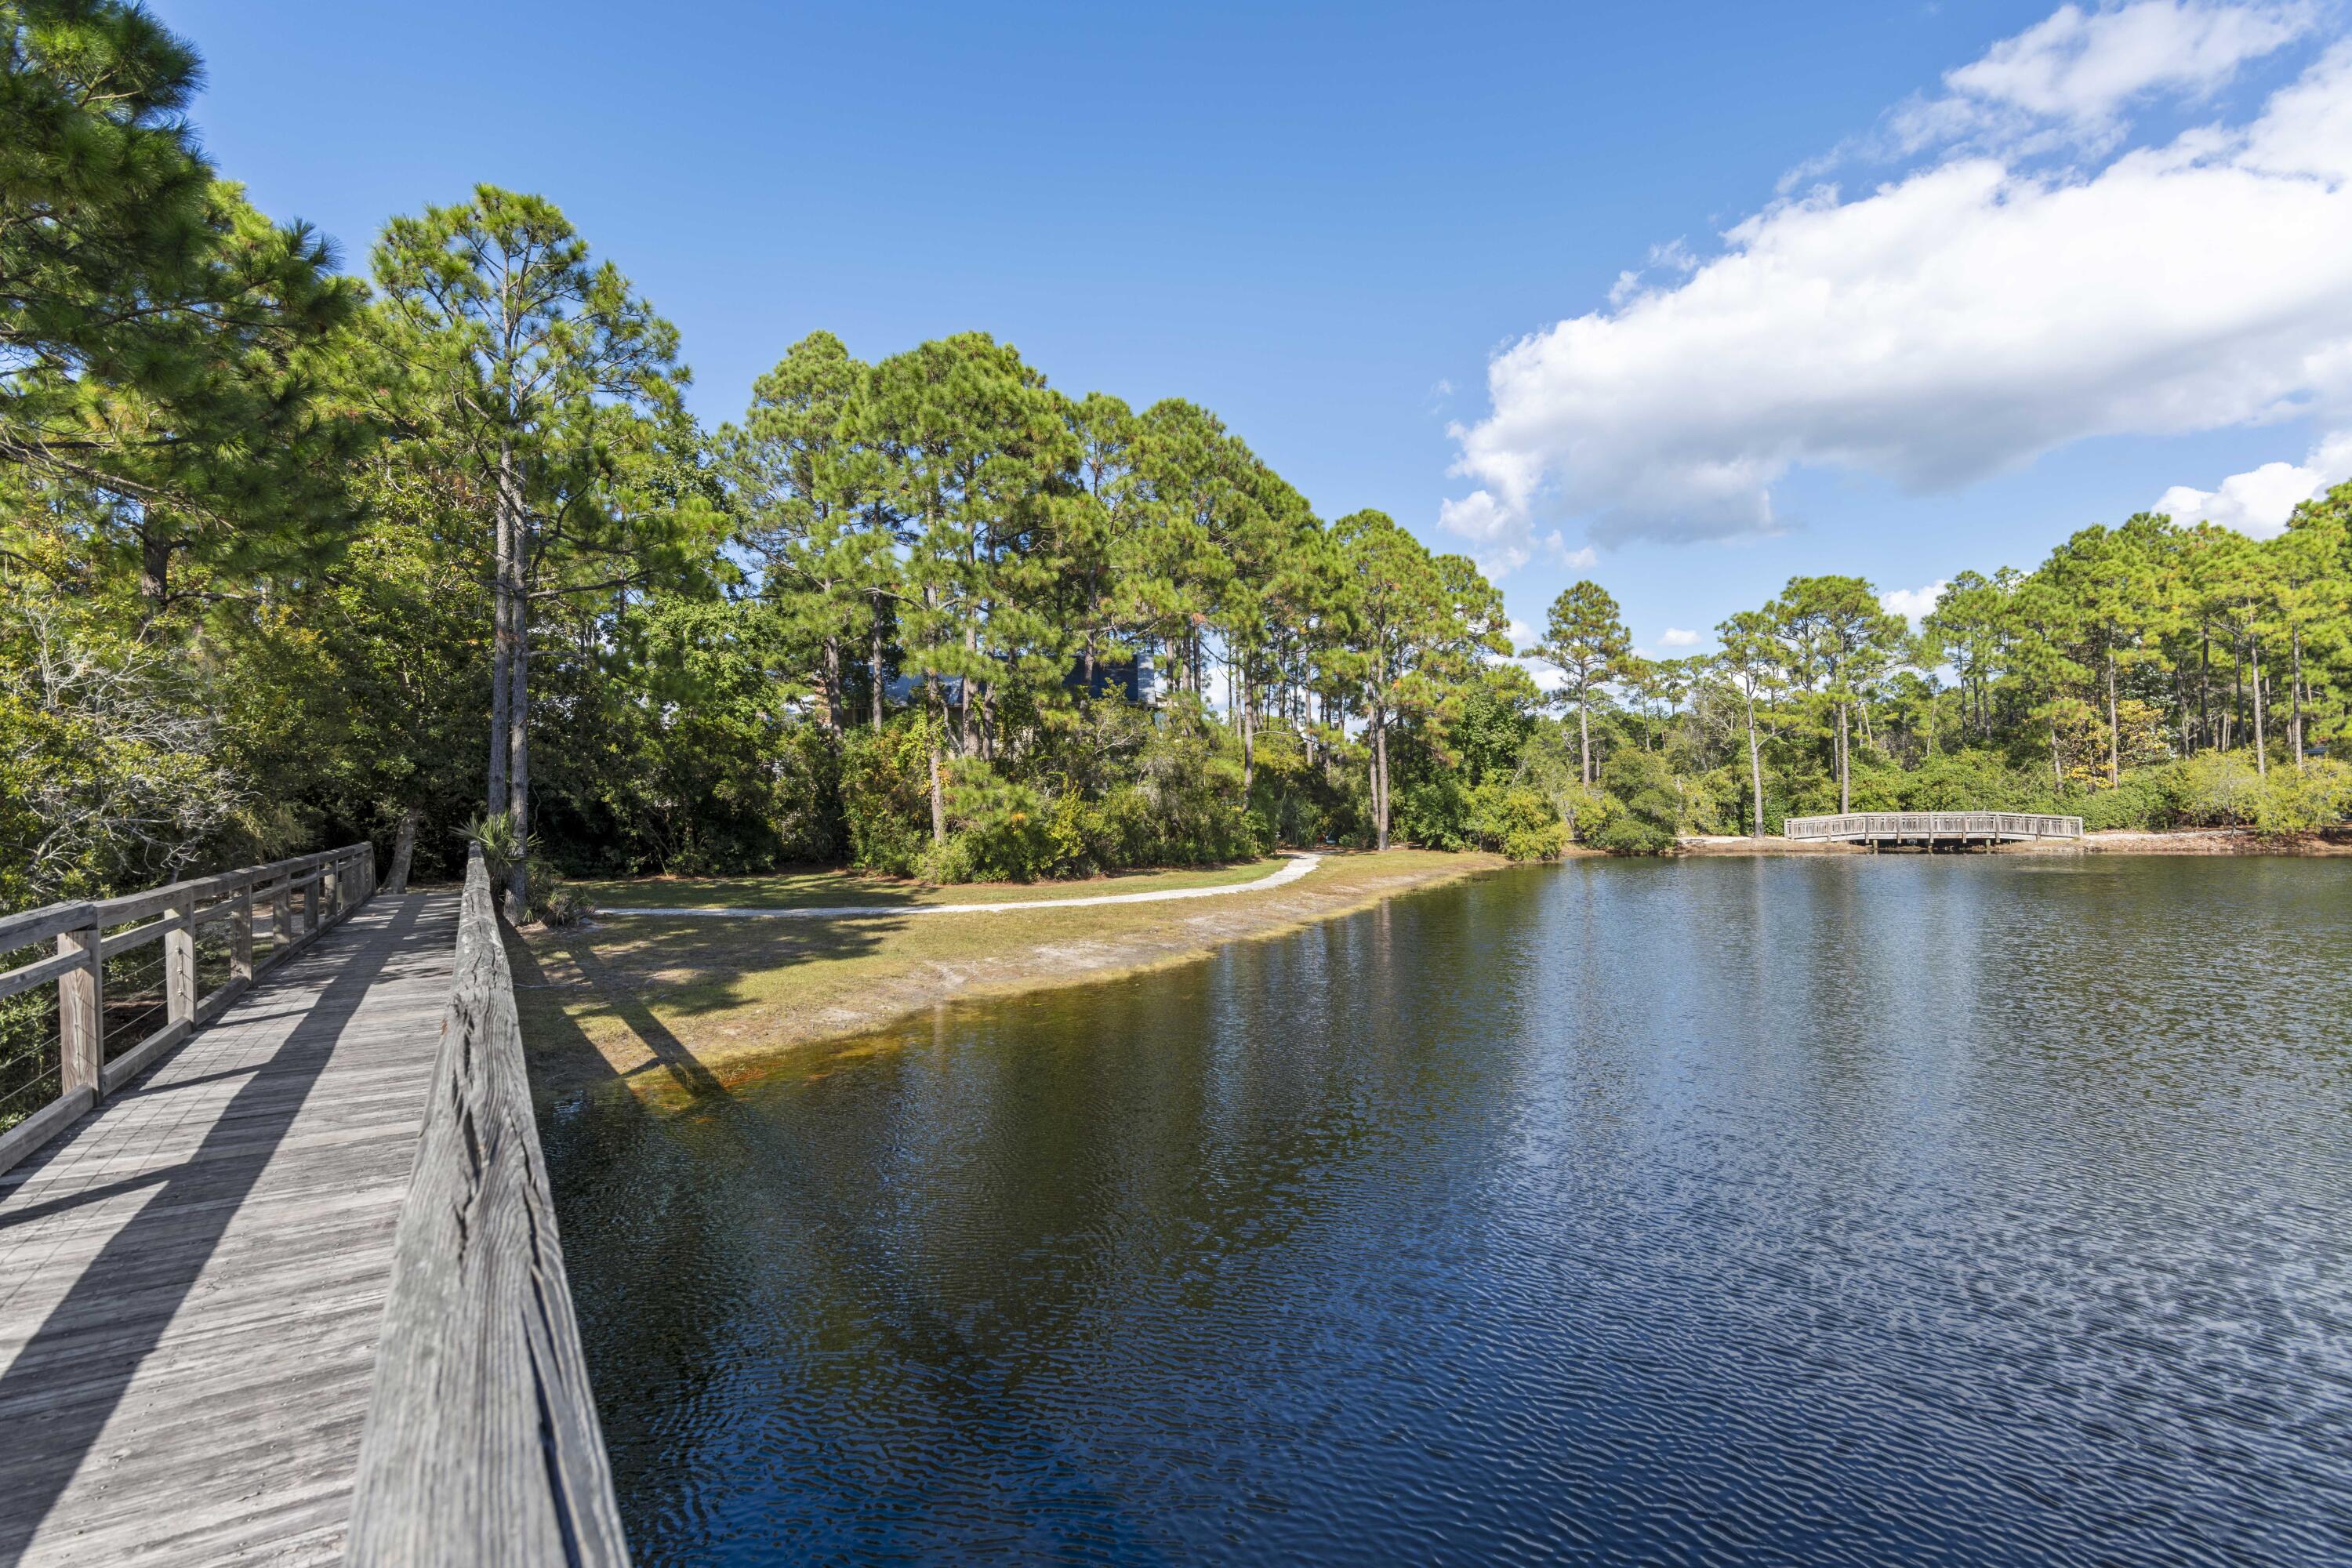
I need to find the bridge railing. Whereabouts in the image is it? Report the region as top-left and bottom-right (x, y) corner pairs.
(1784, 811), (2085, 841)
(348, 845), (629, 1566)
(0, 842), (377, 1177)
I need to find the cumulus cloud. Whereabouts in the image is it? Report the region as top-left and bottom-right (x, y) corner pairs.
(1440, 4), (2352, 556)
(2155, 427), (2352, 535)
(1881, 580), (1951, 622)
(1658, 627), (1703, 648)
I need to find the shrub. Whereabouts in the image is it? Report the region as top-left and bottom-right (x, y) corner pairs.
(2250, 757), (2352, 837)
(1900, 750), (2034, 812)
(942, 764), (1055, 881)
(2076, 769), (2169, 831)
(840, 718), (936, 875)
(459, 812), (535, 883)
(1592, 750), (1679, 855)
(1465, 783), (1570, 860)
(524, 864), (591, 928)
(2169, 752), (2267, 827)
(535, 886), (591, 929)
(1393, 775), (1471, 851)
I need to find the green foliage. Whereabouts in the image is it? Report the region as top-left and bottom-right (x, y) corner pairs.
(2250, 758), (2352, 836)
(839, 718), (935, 876)
(524, 864), (590, 929)
(11, 0), (2352, 928)
(1392, 775), (1471, 851)
(1592, 749), (1680, 855)
(459, 811), (534, 885)
(1465, 783), (1570, 861)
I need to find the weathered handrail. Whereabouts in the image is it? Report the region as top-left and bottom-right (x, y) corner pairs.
(0, 841), (377, 1176)
(347, 847), (629, 1566)
(1784, 811), (2084, 842)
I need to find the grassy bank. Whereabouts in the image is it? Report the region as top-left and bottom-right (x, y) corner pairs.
(513, 848), (1509, 1110)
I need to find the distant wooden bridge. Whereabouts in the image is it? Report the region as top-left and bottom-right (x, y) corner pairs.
(0, 848), (626, 1565)
(1784, 811), (2085, 848)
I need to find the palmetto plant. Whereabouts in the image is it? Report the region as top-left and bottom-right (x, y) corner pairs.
(458, 812), (536, 887)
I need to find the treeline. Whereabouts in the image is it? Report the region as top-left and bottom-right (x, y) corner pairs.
(1527, 499), (2352, 851)
(1, 0), (1561, 916)
(6, 3), (2350, 926)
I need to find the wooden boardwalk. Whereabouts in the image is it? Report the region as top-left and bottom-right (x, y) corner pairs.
(1784, 811), (2084, 847)
(0, 891), (459, 1566)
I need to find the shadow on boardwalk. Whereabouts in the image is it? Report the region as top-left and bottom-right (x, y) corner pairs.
(0, 894), (451, 1566)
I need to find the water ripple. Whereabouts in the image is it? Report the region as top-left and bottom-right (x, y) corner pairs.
(545, 856), (2352, 1566)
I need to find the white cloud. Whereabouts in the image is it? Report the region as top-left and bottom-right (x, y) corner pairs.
(1658, 627), (1703, 648)
(1443, 8), (2352, 550)
(1881, 579), (1951, 622)
(2155, 427), (2352, 535)
(1440, 495), (1599, 577)
(1940, 1), (2309, 130)
(1544, 532), (1599, 570)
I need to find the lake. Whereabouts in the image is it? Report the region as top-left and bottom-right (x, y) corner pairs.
(542, 855), (2352, 1566)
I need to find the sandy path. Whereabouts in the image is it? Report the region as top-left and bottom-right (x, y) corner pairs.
(595, 852), (1325, 919)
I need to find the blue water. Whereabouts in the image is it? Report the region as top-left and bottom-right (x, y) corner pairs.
(542, 856), (2352, 1565)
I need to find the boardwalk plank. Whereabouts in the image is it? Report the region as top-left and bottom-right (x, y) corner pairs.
(0, 891), (458, 1568)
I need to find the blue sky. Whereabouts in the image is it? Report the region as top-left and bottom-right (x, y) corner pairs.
(157, 1), (2352, 662)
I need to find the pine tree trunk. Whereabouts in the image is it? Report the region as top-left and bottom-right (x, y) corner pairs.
(869, 600), (886, 731)
(925, 673), (946, 847)
(488, 452), (514, 817)
(1577, 691), (1592, 787)
(821, 631), (842, 731)
(2292, 630), (2305, 772)
(2251, 637), (2267, 777)
(2117, 644), (2136, 785)
(505, 588), (529, 923)
(1373, 710), (1390, 851)
(959, 627), (975, 756)
(2230, 640), (2244, 752)
(1240, 663), (1254, 793)
(1745, 692), (1765, 839)
(138, 526), (172, 617)
(1838, 702), (1851, 813)
(2199, 635), (2212, 751)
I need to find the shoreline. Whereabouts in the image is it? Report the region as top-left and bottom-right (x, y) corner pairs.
(513, 848), (1512, 1112)
(1679, 827), (2352, 856)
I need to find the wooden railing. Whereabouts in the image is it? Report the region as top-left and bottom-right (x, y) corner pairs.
(0, 843), (376, 1177)
(1784, 811), (2085, 841)
(347, 847), (629, 1566)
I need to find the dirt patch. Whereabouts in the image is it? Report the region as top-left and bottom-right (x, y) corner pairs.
(1676, 836), (1867, 855)
(2075, 827), (2352, 855)
(512, 848), (1512, 1111)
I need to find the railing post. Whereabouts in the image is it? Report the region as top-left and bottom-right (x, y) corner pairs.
(164, 901), (197, 1028)
(304, 870), (321, 937)
(231, 884), (255, 984)
(57, 920), (103, 1104)
(273, 877), (294, 956)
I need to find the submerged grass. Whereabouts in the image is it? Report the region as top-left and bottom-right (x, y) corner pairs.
(514, 848), (1507, 1110)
